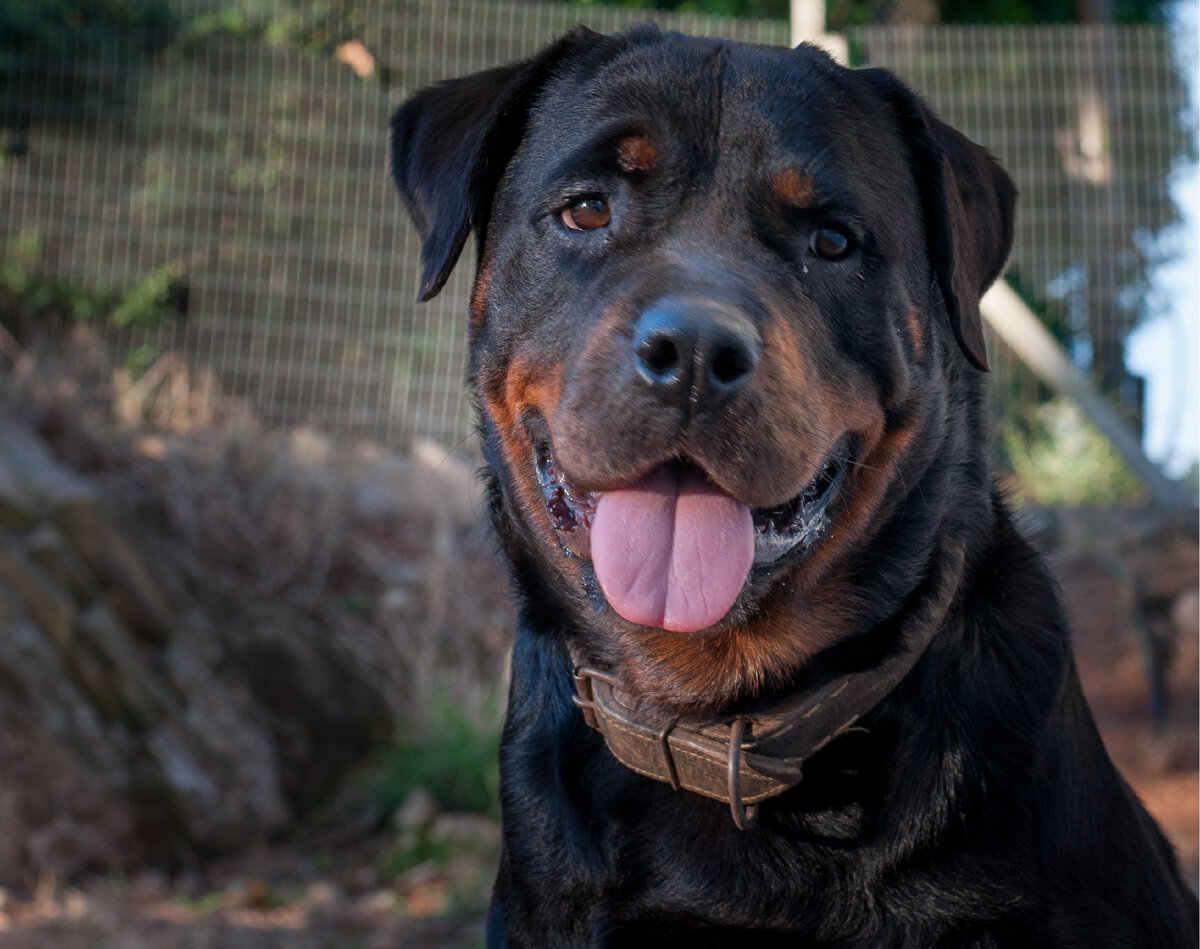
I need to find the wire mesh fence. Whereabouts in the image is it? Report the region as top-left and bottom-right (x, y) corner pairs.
(1, 1), (1194, 471)
(854, 25), (1193, 444)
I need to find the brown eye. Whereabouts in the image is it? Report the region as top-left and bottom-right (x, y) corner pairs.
(812, 227), (852, 261)
(560, 197), (611, 231)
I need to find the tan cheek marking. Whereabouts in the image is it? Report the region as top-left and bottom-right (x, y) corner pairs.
(760, 312), (880, 453)
(483, 352), (566, 439)
(482, 354), (572, 551)
(760, 314), (809, 390)
(771, 169), (816, 208)
(905, 306), (926, 360)
(484, 305), (625, 472)
(758, 315), (835, 445)
(836, 417), (915, 536)
(505, 359), (565, 432)
(617, 135), (657, 174)
(469, 258), (494, 337)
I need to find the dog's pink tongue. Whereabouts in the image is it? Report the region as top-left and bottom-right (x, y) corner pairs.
(591, 465), (753, 632)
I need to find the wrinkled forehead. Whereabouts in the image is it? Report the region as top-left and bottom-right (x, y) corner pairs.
(522, 36), (912, 209)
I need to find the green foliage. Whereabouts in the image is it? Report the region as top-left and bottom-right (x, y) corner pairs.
(366, 690), (503, 819)
(380, 829), (459, 879)
(122, 344), (157, 378)
(1001, 398), (1148, 507)
(1, 233), (109, 321)
(179, 1), (366, 53)
(109, 262), (187, 329)
(0, 0), (175, 126)
(338, 593), (372, 618)
(1, 232), (186, 329)
(0, 0), (174, 57)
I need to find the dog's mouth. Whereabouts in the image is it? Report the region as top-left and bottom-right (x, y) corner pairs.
(530, 419), (852, 631)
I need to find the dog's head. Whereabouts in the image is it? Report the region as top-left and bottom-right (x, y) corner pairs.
(391, 25), (1015, 715)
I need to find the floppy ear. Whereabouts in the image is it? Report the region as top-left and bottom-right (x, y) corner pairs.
(391, 27), (603, 301)
(860, 69), (1017, 372)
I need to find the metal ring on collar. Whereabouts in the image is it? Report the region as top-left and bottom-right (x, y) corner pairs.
(727, 718), (758, 830)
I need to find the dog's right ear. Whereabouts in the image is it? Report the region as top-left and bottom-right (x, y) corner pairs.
(391, 27), (603, 301)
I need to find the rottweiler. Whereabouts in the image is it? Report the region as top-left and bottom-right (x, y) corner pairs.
(390, 24), (1198, 948)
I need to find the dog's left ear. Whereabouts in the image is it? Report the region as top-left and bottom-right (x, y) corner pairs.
(860, 69), (1017, 372)
(391, 27), (605, 301)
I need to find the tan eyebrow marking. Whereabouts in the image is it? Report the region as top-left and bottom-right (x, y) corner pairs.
(770, 168), (816, 208)
(617, 135), (657, 174)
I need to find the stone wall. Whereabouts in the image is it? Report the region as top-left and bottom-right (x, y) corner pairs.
(0, 414), (389, 885)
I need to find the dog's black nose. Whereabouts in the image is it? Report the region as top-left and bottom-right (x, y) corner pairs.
(632, 299), (760, 407)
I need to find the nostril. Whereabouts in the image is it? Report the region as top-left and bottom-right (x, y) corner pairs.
(711, 343), (753, 388)
(637, 333), (681, 382)
(632, 300), (760, 399)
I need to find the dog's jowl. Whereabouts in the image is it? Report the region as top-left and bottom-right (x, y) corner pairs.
(391, 25), (1198, 948)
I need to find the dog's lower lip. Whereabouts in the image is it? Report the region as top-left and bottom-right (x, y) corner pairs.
(749, 442), (850, 565)
(532, 425), (851, 566)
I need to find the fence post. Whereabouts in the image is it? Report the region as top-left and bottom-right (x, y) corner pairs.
(790, 0), (848, 62)
(981, 279), (1198, 524)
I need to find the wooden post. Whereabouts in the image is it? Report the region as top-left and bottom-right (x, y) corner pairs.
(980, 279), (1198, 522)
(790, 0), (848, 62)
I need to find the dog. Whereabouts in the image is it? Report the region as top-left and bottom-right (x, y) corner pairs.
(390, 24), (1198, 947)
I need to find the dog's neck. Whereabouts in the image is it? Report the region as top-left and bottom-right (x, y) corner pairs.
(567, 540), (967, 830)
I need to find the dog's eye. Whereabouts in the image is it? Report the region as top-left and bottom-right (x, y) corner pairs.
(559, 197), (611, 232)
(812, 228), (852, 261)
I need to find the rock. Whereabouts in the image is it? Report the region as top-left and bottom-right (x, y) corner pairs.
(0, 621), (140, 885)
(0, 424), (96, 511)
(52, 501), (175, 643)
(0, 539), (77, 651)
(1170, 589), (1199, 642)
(0, 792), (26, 883)
(223, 607), (391, 812)
(155, 632), (290, 848)
(393, 788), (439, 833)
(427, 813), (502, 851)
(0, 415), (396, 888)
(144, 724), (224, 841)
(357, 887), (399, 917)
(0, 450), (38, 530)
(73, 603), (175, 726)
(307, 880), (339, 906)
(24, 524), (100, 604)
(66, 630), (125, 721)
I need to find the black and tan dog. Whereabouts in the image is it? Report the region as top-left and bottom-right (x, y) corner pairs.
(391, 24), (1197, 947)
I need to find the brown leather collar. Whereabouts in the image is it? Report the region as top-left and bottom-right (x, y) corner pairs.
(570, 544), (965, 830)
